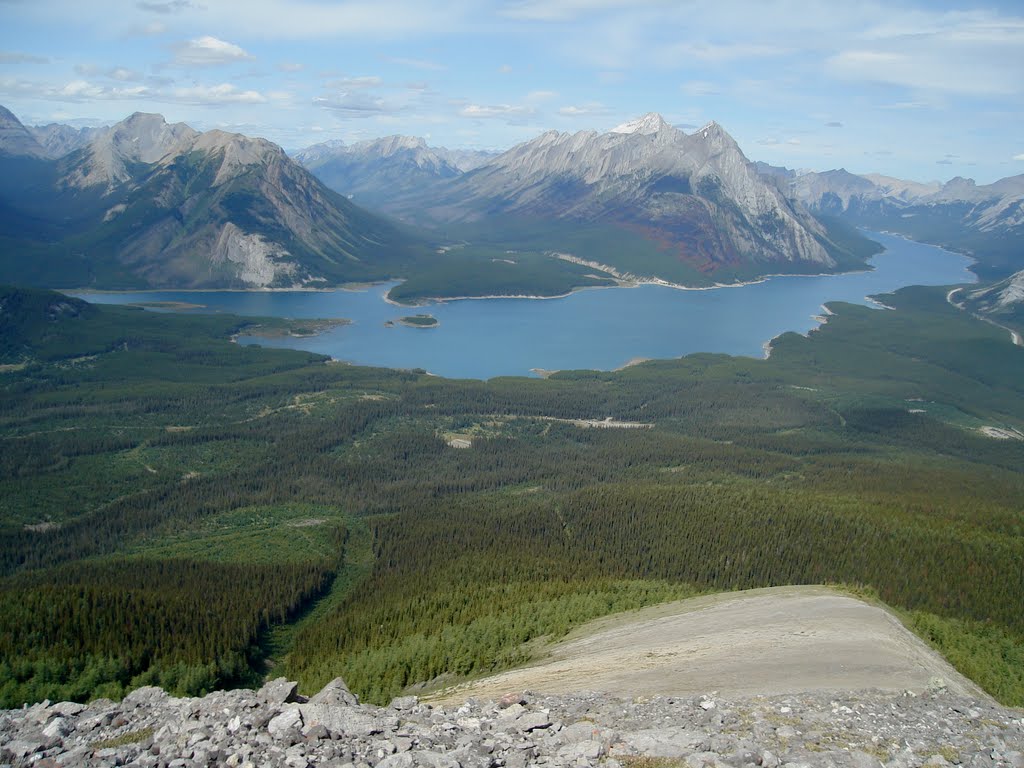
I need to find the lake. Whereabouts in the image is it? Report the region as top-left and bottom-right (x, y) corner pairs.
(71, 231), (975, 380)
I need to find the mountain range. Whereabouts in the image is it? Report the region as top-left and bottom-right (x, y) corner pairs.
(1, 103), (1021, 304)
(293, 113), (876, 284)
(770, 164), (1024, 282)
(0, 106), (423, 289)
(382, 113), (850, 278)
(292, 136), (462, 209)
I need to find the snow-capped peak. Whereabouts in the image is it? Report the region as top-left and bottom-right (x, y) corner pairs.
(609, 112), (669, 136)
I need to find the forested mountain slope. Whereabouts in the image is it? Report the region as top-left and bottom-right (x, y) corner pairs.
(1, 285), (1022, 707)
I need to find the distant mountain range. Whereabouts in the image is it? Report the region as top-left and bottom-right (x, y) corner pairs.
(757, 163), (1024, 282)
(399, 114), (848, 275)
(291, 136), (497, 208)
(3, 103), (1019, 301)
(296, 113), (874, 284)
(0, 106), (424, 289)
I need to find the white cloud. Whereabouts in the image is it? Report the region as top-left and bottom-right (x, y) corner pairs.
(135, 0), (193, 12)
(459, 104), (535, 119)
(125, 21), (168, 37)
(37, 79), (152, 101)
(498, 64), (513, 74)
(526, 90), (558, 102)
(558, 102), (608, 116)
(327, 76), (383, 89)
(278, 62), (304, 73)
(75, 64), (147, 82)
(0, 75), (268, 106)
(879, 101), (931, 111)
(384, 56), (446, 71)
(314, 92), (392, 116)
(203, 0), (470, 40)
(0, 51), (50, 64)
(827, 48), (1020, 95)
(664, 42), (790, 63)
(171, 83), (267, 104)
(680, 80), (720, 97)
(499, 0), (667, 22)
(1014, 154), (1024, 161)
(826, 9), (1024, 96)
(171, 36), (253, 67)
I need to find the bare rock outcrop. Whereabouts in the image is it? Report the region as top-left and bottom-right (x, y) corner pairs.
(1, 676), (1021, 768)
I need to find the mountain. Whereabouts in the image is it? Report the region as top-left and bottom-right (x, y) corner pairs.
(961, 269), (1024, 330)
(0, 107), (426, 289)
(290, 138), (346, 167)
(294, 135), (462, 208)
(431, 146), (501, 172)
(59, 111), (199, 190)
(26, 122), (100, 159)
(0, 285), (98, 360)
(787, 168), (1024, 280)
(389, 113), (864, 281)
(0, 105), (49, 158)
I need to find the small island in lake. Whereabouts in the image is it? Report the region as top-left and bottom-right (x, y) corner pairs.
(242, 318), (349, 338)
(398, 314), (439, 328)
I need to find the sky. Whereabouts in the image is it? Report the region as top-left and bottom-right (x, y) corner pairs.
(1, 0), (1022, 183)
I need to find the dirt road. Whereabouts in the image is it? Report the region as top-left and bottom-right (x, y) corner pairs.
(431, 586), (987, 705)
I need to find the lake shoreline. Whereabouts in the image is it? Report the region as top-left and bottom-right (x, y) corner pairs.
(67, 231), (977, 380)
(64, 259), (876, 307)
(384, 263), (879, 307)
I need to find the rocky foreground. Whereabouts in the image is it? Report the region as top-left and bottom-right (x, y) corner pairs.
(1, 678), (1022, 768)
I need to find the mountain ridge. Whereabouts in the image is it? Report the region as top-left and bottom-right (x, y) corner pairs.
(385, 114), (851, 281)
(0, 106), (427, 289)
(780, 164), (1024, 280)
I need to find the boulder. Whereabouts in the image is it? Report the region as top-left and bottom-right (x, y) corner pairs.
(308, 677), (359, 707)
(259, 678), (302, 706)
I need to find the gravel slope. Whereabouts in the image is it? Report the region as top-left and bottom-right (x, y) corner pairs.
(432, 586), (987, 705)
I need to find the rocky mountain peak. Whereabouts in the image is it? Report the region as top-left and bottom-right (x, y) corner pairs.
(103, 112), (198, 164)
(351, 134), (427, 157)
(0, 104), (49, 158)
(690, 121), (741, 155)
(188, 129), (286, 186)
(610, 112), (670, 135)
(27, 122), (99, 159)
(63, 111), (198, 189)
(290, 138), (346, 167)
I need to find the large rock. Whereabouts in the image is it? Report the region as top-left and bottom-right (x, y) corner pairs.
(307, 677), (359, 707)
(0, 683), (1019, 767)
(267, 706), (303, 740)
(259, 678), (301, 705)
(298, 702), (397, 738)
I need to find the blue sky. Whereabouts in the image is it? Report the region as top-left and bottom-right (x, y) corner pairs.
(1, 0), (1022, 183)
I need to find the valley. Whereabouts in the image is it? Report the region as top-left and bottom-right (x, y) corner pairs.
(1, 105), (1023, 728)
(2, 4), (1023, 764)
(1, 281), (1022, 711)
(73, 230), (976, 379)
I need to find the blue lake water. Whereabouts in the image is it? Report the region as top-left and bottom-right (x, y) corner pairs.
(71, 231), (975, 380)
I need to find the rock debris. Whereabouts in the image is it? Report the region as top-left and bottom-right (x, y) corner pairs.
(1, 677), (1021, 768)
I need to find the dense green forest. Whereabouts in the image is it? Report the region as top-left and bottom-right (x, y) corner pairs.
(387, 215), (881, 304)
(0, 283), (1022, 707)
